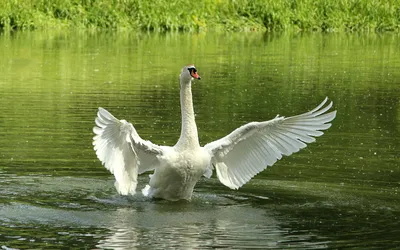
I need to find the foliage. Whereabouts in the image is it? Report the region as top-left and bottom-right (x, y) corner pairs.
(0, 0), (399, 32)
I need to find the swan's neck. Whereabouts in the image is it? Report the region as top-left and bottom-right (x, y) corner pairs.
(175, 80), (199, 149)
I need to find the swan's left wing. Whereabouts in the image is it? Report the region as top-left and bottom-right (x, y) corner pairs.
(204, 98), (337, 189)
(93, 108), (164, 195)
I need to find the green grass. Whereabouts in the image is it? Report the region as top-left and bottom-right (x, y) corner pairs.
(0, 0), (399, 32)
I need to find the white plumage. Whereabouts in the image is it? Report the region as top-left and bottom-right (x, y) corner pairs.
(93, 65), (337, 201)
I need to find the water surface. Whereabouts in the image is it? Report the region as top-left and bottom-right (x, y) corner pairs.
(0, 31), (399, 249)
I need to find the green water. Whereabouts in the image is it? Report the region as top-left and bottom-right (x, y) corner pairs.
(0, 31), (399, 249)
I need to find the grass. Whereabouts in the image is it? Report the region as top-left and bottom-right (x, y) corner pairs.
(0, 0), (399, 32)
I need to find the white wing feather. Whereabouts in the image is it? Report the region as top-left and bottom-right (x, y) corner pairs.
(204, 97), (337, 189)
(93, 108), (163, 195)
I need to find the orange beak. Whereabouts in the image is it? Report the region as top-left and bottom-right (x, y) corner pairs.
(191, 71), (201, 80)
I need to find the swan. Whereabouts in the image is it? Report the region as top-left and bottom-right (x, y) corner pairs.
(93, 65), (337, 201)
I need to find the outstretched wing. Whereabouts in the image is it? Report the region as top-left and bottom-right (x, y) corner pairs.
(204, 97), (337, 189)
(93, 108), (164, 195)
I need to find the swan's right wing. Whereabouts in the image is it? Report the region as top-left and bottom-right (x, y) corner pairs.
(204, 98), (336, 189)
(93, 108), (164, 195)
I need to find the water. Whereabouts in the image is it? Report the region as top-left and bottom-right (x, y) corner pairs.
(0, 31), (399, 249)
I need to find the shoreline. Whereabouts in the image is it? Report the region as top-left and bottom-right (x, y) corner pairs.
(1, 0), (399, 32)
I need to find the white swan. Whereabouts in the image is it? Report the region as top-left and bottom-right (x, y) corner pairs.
(93, 65), (337, 201)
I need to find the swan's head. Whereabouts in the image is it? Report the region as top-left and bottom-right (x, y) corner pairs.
(180, 65), (201, 83)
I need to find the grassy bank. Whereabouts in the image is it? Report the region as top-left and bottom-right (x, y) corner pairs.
(0, 0), (399, 32)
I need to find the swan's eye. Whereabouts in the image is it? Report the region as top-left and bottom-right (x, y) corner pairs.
(188, 67), (201, 79)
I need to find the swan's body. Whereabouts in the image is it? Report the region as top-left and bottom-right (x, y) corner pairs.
(93, 65), (337, 201)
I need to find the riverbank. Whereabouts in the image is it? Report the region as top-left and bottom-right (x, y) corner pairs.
(0, 0), (399, 32)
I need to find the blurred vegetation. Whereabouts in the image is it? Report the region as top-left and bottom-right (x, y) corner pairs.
(0, 0), (399, 32)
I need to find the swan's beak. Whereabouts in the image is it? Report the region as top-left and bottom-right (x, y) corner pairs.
(191, 72), (201, 80)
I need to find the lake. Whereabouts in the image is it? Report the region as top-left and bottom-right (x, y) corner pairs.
(0, 31), (399, 249)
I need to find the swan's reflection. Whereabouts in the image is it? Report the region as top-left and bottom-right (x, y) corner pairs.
(96, 196), (319, 249)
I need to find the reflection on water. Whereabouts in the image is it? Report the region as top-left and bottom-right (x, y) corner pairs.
(1, 176), (329, 249)
(97, 205), (286, 249)
(0, 31), (399, 248)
